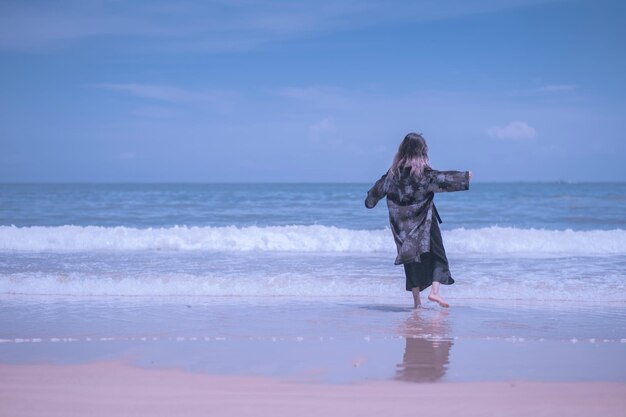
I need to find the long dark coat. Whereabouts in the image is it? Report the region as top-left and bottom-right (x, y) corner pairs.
(365, 167), (470, 265)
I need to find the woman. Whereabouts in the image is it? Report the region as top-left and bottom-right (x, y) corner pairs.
(365, 132), (471, 309)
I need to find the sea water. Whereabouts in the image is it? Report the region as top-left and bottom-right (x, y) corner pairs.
(0, 182), (625, 303)
(2, 182), (625, 383)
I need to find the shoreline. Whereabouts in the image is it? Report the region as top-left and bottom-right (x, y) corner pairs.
(2, 296), (624, 415)
(1, 299), (624, 384)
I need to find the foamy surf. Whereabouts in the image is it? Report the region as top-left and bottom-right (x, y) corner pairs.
(2, 267), (625, 301)
(1, 248), (625, 301)
(1, 225), (625, 257)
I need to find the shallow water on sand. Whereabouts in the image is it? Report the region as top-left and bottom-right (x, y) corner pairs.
(1, 296), (624, 383)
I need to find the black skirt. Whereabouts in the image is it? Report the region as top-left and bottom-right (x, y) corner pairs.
(403, 219), (455, 292)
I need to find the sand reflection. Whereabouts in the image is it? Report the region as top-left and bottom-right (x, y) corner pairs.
(395, 309), (453, 382)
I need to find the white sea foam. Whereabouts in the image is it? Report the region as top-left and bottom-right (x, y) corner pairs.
(444, 227), (626, 256)
(1, 225), (625, 256)
(2, 268), (625, 301)
(0, 225), (389, 253)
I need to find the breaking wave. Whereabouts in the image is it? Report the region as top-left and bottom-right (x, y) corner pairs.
(1, 225), (625, 256)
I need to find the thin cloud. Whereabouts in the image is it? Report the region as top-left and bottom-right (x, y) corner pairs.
(131, 106), (180, 119)
(308, 117), (345, 148)
(276, 86), (356, 109)
(535, 84), (578, 92)
(0, 0), (562, 52)
(116, 152), (136, 161)
(95, 83), (240, 111)
(0, 4), (167, 50)
(485, 121), (537, 140)
(309, 118), (337, 135)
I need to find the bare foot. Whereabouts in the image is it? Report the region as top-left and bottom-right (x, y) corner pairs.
(428, 294), (450, 308)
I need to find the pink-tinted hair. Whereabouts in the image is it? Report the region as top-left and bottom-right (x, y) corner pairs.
(388, 132), (430, 179)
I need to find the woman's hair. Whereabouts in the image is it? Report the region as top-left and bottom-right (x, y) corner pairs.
(388, 132), (430, 179)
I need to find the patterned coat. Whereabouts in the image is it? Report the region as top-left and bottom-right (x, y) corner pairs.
(365, 167), (470, 265)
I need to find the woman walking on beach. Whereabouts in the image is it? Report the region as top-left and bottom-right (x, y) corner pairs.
(365, 133), (471, 309)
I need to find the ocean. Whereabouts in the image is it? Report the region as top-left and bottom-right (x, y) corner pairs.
(1, 182), (625, 303)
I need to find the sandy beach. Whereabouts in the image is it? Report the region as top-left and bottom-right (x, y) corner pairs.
(2, 360), (625, 417)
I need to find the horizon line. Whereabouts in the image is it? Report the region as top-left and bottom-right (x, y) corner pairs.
(2, 180), (625, 185)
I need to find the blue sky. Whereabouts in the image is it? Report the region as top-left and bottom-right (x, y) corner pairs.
(1, 0), (624, 182)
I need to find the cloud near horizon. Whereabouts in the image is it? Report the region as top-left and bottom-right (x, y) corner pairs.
(485, 121), (537, 140)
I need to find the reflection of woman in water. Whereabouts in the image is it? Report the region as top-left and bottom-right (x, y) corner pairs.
(395, 310), (453, 382)
(365, 133), (471, 308)
(398, 337), (452, 382)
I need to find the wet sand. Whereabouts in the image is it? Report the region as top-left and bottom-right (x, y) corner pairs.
(1, 360), (625, 417)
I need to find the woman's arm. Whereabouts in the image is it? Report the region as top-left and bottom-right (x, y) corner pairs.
(365, 173), (388, 208)
(426, 170), (470, 193)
